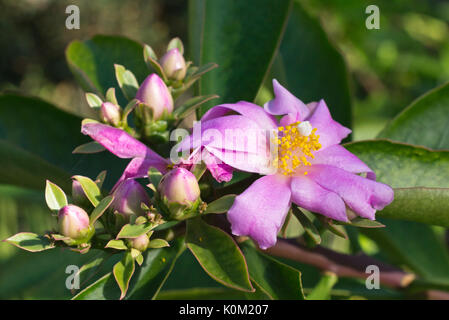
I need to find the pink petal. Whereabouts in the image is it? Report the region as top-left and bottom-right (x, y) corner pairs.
(305, 100), (351, 149)
(311, 145), (375, 179)
(81, 123), (164, 162)
(307, 165), (394, 220)
(291, 175), (348, 222)
(201, 101), (278, 130)
(264, 79), (310, 118)
(227, 174), (291, 250)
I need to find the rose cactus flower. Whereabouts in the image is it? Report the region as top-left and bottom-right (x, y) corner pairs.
(135, 73), (174, 120)
(178, 79), (394, 249)
(58, 205), (91, 240)
(160, 48), (187, 81)
(81, 122), (170, 190)
(158, 167), (200, 205)
(111, 179), (151, 218)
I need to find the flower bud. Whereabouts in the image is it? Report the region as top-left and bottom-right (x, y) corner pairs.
(135, 74), (174, 120)
(158, 168), (200, 206)
(100, 102), (121, 126)
(58, 205), (91, 240)
(128, 234), (149, 252)
(159, 48), (187, 81)
(111, 180), (151, 218)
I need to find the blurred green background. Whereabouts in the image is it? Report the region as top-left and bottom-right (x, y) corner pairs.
(0, 0), (448, 298)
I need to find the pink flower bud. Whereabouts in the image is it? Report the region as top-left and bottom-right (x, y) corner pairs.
(135, 74), (174, 120)
(159, 48), (187, 81)
(111, 180), (151, 218)
(100, 102), (121, 126)
(58, 205), (90, 240)
(129, 234), (149, 252)
(158, 168), (200, 205)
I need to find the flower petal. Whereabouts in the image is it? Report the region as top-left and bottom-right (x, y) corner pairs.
(307, 165), (394, 220)
(291, 175), (348, 222)
(311, 145), (375, 179)
(201, 101), (278, 130)
(81, 123), (165, 162)
(227, 174), (291, 250)
(306, 100), (351, 149)
(264, 79), (310, 117)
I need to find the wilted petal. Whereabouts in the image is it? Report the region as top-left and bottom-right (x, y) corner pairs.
(291, 175), (348, 222)
(306, 100), (351, 149)
(307, 164), (394, 220)
(227, 174), (291, 250)
(311, 145), (375, 179)
(264, 79), (310, 117)
(202, 101), (278, 130)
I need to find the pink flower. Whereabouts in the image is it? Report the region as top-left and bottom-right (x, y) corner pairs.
(179, 80), (394, 249)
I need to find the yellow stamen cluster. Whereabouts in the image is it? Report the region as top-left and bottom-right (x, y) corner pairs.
(272, 121), (321, 176)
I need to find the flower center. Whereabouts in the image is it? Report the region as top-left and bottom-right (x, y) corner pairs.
(272, 121), (321, 176)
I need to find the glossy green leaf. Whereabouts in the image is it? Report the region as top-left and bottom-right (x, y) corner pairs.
(275, 1), (352, 129)
(189, 0), (293, 115)
(173, 94), (219, 119)
(66, 35), (148, 104)
(379, 82), (449, 149)
(345, 140), (449, 283)
(105, 88), (119, 105)
(90, 195), (114, 225)
(45, 180), (67, 212)
(167, 37), (184, 55)
(307, 272), (338, 300)
(186, 218), (254, 292)
(105, 240), (127, 251)
(4, 233), (54, 252)
(72, 141), (106, 154)
(72, 175), (102, 207)
(291, 206), (321, 245)
(204, 194), (236, 214)
(148, 239), (170, 249)
(241, 242), (305, 300)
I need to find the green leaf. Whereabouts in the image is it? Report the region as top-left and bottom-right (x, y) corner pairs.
(189, 0), (293, 115)
(173, 94), (219, 119)
(85, 93), (103, 109)
(72, 141), (106, 154)
(45, 180), (68, 211)
(346, 140), (449, 283)
(379, 82), (449, 149)
(339, 217), (385, 228)
(73, 238), (185, 300)
(116, 223), (154, 239)
(143, 45), (166, 81)
(105, 88), (119, 105)
(105, 240), (127, 250)
(4, 232), (54, 252)
(186, 218), (254, 292)
(66, 35), (148, 104)
(114, 64), (139, 101)
(275, 1), (352, 129)
(204, 194), (236, 214)
(167, 37), (184, 55)
(148, 167), (163, 189)
(241, 242), (305, 299)
(90, 195), (114, 225)
(113, 252), (135, 299)
(307, 272), (338, 300)
(72, 175), (102, 207)
(148, 239), (170, 249)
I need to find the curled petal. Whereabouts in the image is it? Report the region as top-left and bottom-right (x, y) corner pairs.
(291, 175), (348, 222)
(227, 174), (291, 250)
(305, 100), (351, 149)
(201, 101), (278, 130)
(264, 79), (310, 118)
(307, 165), (394, 220)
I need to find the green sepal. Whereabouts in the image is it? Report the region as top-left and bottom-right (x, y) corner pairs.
(45, 180), (68, 212)
(72, 175), (102, 207)
(114, 64), (139, 101)
(85, 93), (103, 109)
